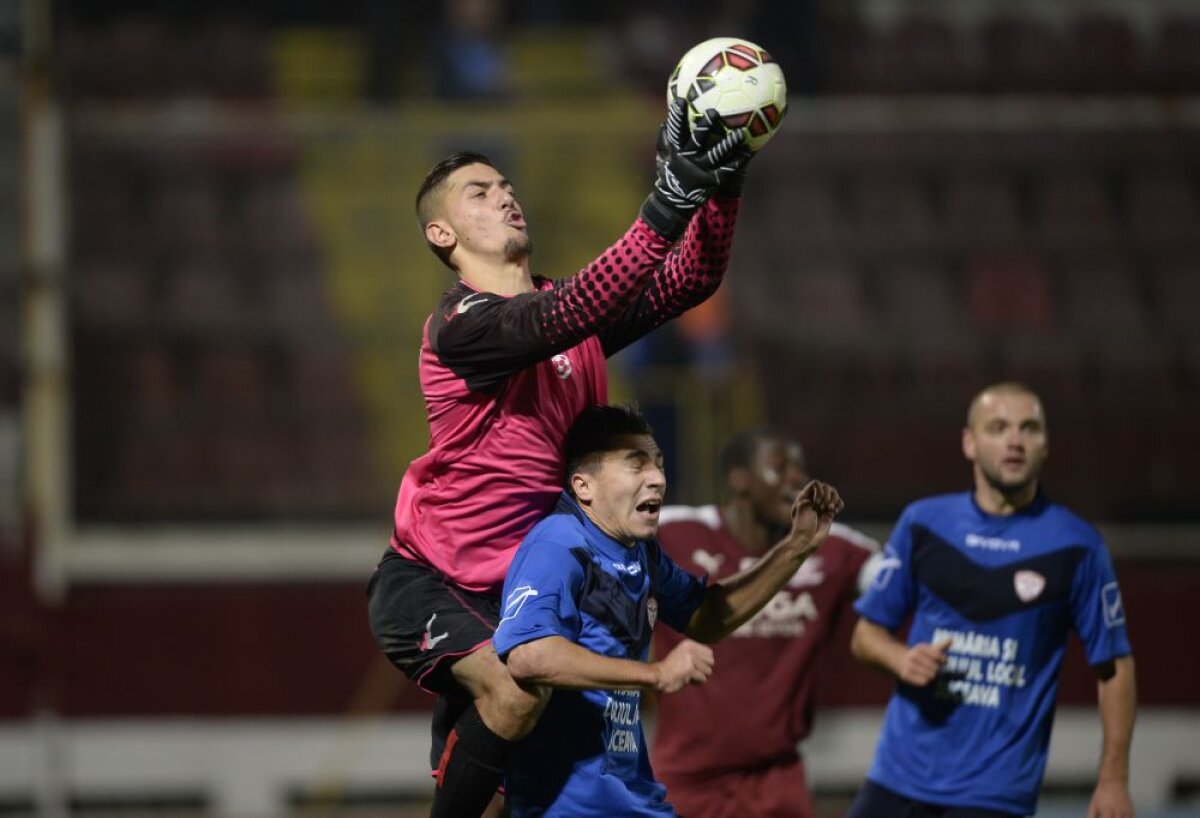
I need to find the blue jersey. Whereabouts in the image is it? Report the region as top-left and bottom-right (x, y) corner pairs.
(854, 491), (1131, 816)
(492, 493), (707, 817)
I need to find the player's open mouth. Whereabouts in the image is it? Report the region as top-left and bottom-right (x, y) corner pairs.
(636, 500), (662, 516)
(507, 213), (526, 229)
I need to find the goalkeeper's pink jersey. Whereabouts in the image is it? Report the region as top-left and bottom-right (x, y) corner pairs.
(391, 199), (741, 594)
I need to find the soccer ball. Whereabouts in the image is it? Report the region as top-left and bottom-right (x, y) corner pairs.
(668, 37), (788, 152)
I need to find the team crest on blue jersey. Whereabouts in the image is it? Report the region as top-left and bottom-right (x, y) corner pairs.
(551, 353), (573, 379)
(1013, 570), (1045, 603)
(1101, 581), (1125, 627)
(647, 597), (658, 629)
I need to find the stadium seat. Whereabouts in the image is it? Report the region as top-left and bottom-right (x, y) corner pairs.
(1035, 175), (1119, 248)
(824, 17), (890, 93)
(943, 174), (1024, 248)
(890, 16), (969, 93)
(1059, 261), (1150, 342)
(1070, 14), (1144, 93)
(852, 176), (935, 251)
(162, 259), (251, 331)
(779, 264), (875, 347)
(1089, 336), (1180, 410)
(74, 259), (150, 326)
(876, 263), (967, 338)
(184, 17), (271, 99)
(1148, 261), (1200, 340)
(995, 332), (1088, 414)
(151, 176), (232, 257)
(1127, 173), (1200, 248)
(766, 179), (846, 253)
(966, 254), (1056, 330)
(1154, 16), (1200, 94)
(106, 16), (181, 100)
(903, 334), (992, 419)
(982, 16), (1066, 93)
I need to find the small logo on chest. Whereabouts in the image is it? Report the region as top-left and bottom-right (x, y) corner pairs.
(551, 353), (573, 380)
(1013, 570), (1046, 603)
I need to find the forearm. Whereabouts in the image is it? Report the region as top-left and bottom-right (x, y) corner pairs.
(539, 219), (673, 349)
(850, 618), (909, 678)
(656, 196), (740, 312)
(1096, 656), (1137, 786)
(506, 635), (657, 691)
(685, 538), (805, 642)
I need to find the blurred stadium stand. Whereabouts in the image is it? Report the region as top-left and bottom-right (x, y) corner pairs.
(2, 0), (1199, 816)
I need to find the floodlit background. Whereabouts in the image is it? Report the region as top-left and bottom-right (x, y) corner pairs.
(2, 0), (1199, 815)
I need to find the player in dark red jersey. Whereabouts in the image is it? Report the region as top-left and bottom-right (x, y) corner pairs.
(367, 99), (754, 818)
(651, 430), (880, 818)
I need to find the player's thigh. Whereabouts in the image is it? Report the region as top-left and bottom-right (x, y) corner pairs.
(450, 645), (549, 738)
(366, 550), (499, 696)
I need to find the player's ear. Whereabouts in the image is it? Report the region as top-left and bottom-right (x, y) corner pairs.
(727, 466), (751, 497)
(961, 426), (976, 462)
(570, 471), (593, 503)
(425, 219), (456, 250)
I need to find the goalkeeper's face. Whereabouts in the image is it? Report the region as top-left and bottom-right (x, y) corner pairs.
(433, 162), (533, 267)
(963, 389), (1048, 496)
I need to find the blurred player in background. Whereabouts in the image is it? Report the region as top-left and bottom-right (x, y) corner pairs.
(848, 382), (1136, 818)
(492, 404), (845, 817)
(367, 98), (754, 818)
(650, 429), (879, 818)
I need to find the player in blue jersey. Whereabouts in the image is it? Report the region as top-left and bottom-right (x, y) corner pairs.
(847, 382), (1136, 818)
(491, 404), (843, 817)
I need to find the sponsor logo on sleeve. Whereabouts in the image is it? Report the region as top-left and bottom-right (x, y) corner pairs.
(1013, 570), (1046, 603)
(871, 544), (903, 590)
(499, 585), (539, 626)
(1101, 581), (1126, 628)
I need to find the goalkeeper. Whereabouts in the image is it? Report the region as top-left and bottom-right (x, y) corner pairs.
(367, 98), (754, 818)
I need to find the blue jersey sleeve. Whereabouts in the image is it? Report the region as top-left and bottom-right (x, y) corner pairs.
(854, 507), (918, 630)
(492, 533), (586, 659)
(649, 542), (706, 633)
(1069, 539), (1133, 665)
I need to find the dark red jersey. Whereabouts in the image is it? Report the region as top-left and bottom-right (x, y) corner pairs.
(651, 507), (878, 778)
(391, 200), (741, 594)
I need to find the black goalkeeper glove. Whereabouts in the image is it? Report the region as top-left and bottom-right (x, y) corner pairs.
(689, 107), (753, 198)
(640, 97), (752, 239)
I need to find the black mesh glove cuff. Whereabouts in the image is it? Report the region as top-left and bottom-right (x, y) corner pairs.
(640, 191), (691, 239)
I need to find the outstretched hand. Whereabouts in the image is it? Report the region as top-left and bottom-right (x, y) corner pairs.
(640, 97), (752, 238)
(787, 480), (844, 557)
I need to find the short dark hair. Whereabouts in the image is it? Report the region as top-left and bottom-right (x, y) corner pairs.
(564, 404), (655, 488)
(718, 428), (805, 477)
(415, 151), (497, 269)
